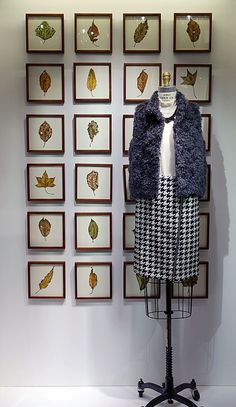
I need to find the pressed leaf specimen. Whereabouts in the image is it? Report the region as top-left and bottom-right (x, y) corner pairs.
(38, 121), (53, 147)
(34, 266), (54, 295)
(136, 273), (149, 291)
(35, 21), (56, 43)
(87, 20), (100, 46)
(38, 217), (51, 240)
(181, 69), (198, 98)
(186, 18), (201, 46)
(87, 68), (97, 96)
(133, 19), (149, 46)
(87, 120), (99, 146)
(137, 69), (148, 96)
(39, 70), (51, 95)
(88, 219), (99, 242)
(35, 170), (56, 195)
(87, 170), (99, 195)
(89, 267), (98, 294)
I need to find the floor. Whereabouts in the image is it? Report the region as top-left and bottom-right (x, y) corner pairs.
(0, 386), (235, 407)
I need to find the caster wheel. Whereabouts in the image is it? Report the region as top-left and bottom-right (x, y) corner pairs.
(192, 389), (200, 401)
(138, 390), (144, 398)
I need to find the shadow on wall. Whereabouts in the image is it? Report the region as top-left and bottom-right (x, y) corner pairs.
(174, 133), (229, 385)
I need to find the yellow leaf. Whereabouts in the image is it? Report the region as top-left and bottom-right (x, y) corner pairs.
(34, 266), (54, 295)
(87, 68), (97, 95)
(35, 170), (55, 195)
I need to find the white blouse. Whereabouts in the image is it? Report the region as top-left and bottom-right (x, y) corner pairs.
(159, 101), (176, 177)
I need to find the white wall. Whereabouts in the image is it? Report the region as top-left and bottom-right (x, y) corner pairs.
(0, 0), (236, 387)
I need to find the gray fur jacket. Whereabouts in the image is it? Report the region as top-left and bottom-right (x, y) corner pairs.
(128, 90), (207, 199)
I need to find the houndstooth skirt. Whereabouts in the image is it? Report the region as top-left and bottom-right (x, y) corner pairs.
(134, 177), (200, 282)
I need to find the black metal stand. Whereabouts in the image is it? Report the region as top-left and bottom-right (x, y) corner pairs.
(138, 281), (200, 406)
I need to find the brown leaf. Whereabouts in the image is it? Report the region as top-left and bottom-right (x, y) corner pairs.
(87, 20), (100, 46)
(89, 267), (98, 294)
(87, 170), (99, 195)
(38, 121), (52, 147)
(137, 69), (148, 95)
(134, 19), (149, 46)
(186, 18), (201, 45)
(35, 170), (56, 195)
(87, 68), (97, 95)
(38, 217), (51, 239)
(39, 70), (51, 95)
(136, 273), (149, 291)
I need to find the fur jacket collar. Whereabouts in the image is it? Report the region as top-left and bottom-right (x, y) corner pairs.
(128, 90), (207, 199)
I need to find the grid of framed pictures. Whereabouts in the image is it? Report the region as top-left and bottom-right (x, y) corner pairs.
(24, 12), (212, 302)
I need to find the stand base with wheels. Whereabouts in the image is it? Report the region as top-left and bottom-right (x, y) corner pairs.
(138, 375), (200, 407)
(139, 280), (200, 406)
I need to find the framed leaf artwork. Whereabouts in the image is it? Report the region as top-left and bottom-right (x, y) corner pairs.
(26, 14), (64, 53)
(75, 212), (112, 251)
(74, 114), (112, 154)
(26, 64), (64, 103)
(75, 262), (112, 300)
(27, 212), (65, 250)
(75, 164), (112, 203)
(74, 13), (112, 53)
(73, 63), (111, 103)
(124, 63), (162, 103)
(200, 164), (211, 202)
(123, 115), (134, 155)
(28, 261), (65, 299)
(199, 213), (210, 250)
(173, 64), (212, 103)
(123, 165), (135, 203)
(173, 13), (212, 53)
(172, 262), (209, 299)
(123, 262), (160, 299)
(201, 114), (211, 153)
(26, 114), (64, 154)
(27, 163), (65, 202)
(123, 13), (161, 53)
(123, 212), (135, 250)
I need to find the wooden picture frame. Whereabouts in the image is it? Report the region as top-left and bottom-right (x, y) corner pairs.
(73, 62), (111, 103)
(123, 165), (135, 203)
(123, 13), (161, 53)
(74, 114), (112, 154)
(26, 13), (64, 53)
(200, 164), (211, 202)
(74, 13), (112, 53)
(123, 212), (135, 250)
(172, 262), (209, 299)
(28, 261), (66, 299)
(173, 64), (212, 103)
(75, 212), (112, 251)
(26, 63), (64, 104)
(199, 213), (210, 250)
(201, 114), (211, 153)
(173, 13), (212, 53)
(122, 114), (134, 155)
(75, 262), (112, 299)
(123, 262), (160, 299)
(75, 164), (112, 203)
(26, 114), (64, 154)
(27, 163), (65, 202)
(27, 211), (65, 250)
(124, 63), (162, 103)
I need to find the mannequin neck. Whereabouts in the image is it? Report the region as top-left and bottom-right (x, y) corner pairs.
(159, 91), (176, 107)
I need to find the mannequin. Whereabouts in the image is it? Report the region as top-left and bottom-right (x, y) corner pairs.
(129, 72), (206, 283)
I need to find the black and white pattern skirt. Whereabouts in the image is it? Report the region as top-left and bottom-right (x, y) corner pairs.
(134, 177), (200, 282)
